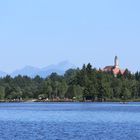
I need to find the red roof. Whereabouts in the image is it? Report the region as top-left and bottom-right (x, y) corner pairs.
(104, 66), (114, 71)
(112, 68), (120, 75)
(103, 66), (126, 75)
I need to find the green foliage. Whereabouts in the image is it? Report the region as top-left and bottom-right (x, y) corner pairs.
(0, 64), (140, 101)
(0, 86), (5, 99)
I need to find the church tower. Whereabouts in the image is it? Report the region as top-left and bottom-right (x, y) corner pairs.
(114, 56), (119, 68)
(103, 56), (125, 76)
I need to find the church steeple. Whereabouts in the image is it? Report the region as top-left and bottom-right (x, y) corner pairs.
(103, 56), (125, 76)
(114, 56), (119, 68)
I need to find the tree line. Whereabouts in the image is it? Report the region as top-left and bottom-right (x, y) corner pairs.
(0, 63), (140, 101)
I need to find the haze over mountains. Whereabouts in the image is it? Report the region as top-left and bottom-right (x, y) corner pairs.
(0, 61), (76, 78)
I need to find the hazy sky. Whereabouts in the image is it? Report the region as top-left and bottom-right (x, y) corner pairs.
(0, 0), (140, 72)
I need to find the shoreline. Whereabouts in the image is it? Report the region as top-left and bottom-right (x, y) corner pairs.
(1, 99), (140, 103)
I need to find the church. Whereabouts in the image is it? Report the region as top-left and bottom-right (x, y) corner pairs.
(103, 56), (126, 76)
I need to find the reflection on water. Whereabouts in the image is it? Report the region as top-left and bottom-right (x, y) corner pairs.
(0, 102), (140, 140)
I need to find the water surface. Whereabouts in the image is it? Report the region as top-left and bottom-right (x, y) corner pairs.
(0, 102), (140, 140)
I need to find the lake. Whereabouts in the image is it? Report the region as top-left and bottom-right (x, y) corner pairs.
(0, 102), (140, 140)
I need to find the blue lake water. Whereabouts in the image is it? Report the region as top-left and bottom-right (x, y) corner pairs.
(0, 102), (140, 140)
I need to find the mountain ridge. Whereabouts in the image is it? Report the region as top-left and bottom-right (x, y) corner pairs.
(0, 61), (76, 78)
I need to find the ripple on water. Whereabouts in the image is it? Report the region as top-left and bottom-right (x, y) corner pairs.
(0, 102), (140, 140)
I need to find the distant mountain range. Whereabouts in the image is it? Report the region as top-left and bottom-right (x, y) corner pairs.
(0, 61), (76, 78)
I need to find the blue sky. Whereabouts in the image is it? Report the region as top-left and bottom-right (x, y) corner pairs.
(0, 0), (140, 72)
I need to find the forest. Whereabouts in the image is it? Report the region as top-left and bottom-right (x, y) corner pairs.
(0, 63), (140, 102)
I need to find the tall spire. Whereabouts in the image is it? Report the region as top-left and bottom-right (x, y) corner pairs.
(114, 56), (119, 68)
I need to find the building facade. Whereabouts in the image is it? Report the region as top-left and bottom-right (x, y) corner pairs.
(103, 56), (125, 76)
